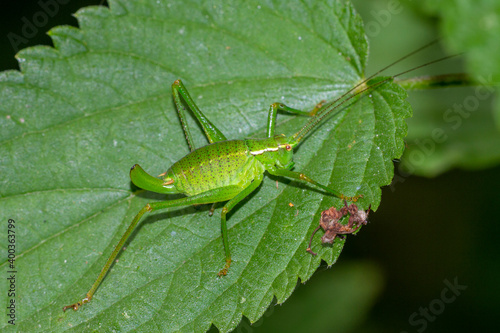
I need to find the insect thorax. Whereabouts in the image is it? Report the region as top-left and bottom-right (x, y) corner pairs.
(245, 135), (294, 170)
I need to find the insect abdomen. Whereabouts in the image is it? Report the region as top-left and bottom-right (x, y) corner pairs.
(169, 140), (263, 195)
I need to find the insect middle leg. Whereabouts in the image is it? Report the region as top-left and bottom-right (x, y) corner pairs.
(218, 173), (264, 276)
(266, 165), (361, 201)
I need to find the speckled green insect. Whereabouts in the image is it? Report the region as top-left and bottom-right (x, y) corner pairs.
(60, 38), (458, 312)
(64, 78), (369, 311)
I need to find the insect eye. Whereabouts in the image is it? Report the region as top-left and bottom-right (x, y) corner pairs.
(285, 145), (292, 151)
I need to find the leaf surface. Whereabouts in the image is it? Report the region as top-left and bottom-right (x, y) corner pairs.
(0, 0), (410, 331)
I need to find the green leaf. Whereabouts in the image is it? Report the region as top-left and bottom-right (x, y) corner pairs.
(424, 0), (500, 84)
(354, 0), (500, 177)
(0, 0), (410, 331)
(398, 0), (500, 176)
(402, 86), (500, 177)
(246, 261), (383, 333)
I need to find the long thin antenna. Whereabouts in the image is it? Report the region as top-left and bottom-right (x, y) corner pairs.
(291, 40), (451, 144)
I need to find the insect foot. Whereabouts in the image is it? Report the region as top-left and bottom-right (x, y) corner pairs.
(306, 202), (370, 256)
(310, 99), (327, 116)
(63, 296), (90, 312)
(340, 193), (363, 202)
(217, 258), (232, 277)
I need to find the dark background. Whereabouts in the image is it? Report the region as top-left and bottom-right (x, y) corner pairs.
(2, 1), (497, 332)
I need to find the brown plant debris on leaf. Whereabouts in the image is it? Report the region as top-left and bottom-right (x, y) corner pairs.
(306, 201), (370, 255)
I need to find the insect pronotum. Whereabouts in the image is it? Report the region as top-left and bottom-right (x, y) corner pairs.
(63, 41), (455, 311)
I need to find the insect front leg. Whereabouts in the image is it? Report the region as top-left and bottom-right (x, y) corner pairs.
(266, 165), (362, 201)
